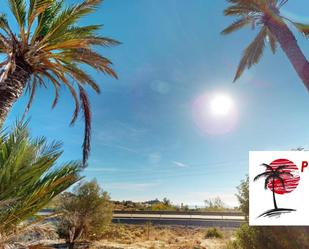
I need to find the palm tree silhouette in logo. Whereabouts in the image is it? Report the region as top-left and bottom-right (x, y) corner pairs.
(254, 163), (296, 217)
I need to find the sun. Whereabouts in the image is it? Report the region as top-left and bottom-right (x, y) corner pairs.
(209, 94), (234, 117)
(192, 91), (238, 135)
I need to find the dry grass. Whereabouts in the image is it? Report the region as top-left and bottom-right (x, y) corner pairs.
(92, 224), (235, 249)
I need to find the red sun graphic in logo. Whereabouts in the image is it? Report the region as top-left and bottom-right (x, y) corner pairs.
(267, 158), (300, 195)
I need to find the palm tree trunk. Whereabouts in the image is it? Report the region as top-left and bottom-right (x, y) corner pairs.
(0, 60), (31, 125)
(272, 177), (278, 210)
(266, 17), (309, 92)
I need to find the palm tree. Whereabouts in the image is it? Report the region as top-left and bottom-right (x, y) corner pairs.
(222, 0), (309, 91)
(0, 122), (82, 241)
(254, 163), (292, 210)
(0, 0), (119, 165)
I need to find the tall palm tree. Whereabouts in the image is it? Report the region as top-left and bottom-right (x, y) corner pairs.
(0, 122), (82, 246)
(254, 163), (292, 210)
(0, 0), (119, 165)
(222, 0), (309, 91)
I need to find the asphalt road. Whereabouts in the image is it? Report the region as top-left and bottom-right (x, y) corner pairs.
(112, 213), (245, 228)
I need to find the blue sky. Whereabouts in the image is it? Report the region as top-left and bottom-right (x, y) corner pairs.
(4, 0), (309, 207)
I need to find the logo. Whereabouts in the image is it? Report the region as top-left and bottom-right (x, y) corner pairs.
(249, 151), (309, 226)
(253, 159), (300, 217)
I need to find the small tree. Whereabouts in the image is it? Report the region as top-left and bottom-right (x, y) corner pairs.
(204, 197), (226, 211)
(57, 180), (113, 248)
(236, 176), (249, 219)
(162, 197), (171, 206)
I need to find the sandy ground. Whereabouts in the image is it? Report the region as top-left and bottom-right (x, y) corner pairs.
(93, 239), (227, 249)
(92, 224), (235, 249)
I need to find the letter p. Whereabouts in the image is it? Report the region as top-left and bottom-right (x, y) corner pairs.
(301, 161), (308, 172)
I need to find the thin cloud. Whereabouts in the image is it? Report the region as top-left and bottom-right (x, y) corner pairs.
(172, 161), (189, 168)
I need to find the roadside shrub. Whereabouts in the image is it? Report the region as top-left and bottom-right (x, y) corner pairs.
(204, 197), (227, 211)
(57, 180), (113, 247)
(228, 223), (309, 249)
(205, 227), (223, 239)
(236, 176), (249, 220)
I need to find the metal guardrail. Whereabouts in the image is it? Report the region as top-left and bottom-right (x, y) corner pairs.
(113, 210), (245, 217)
(39, 209), (245, 219)
(112, 212), (245, 228)
(39, 209), (245, 227)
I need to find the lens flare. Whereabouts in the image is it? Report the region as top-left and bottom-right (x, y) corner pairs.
(209, 94), (234, 117)
(192, 92), (238, 135)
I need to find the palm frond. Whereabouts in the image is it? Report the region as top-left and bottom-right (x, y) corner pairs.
(62, 63), (100, 93)
(222, 18), (252, 35)
(0, 14), (14, 37)
(32, 0), (64, 42)
(78, 85), (91, 167)
(224, 5), (259, 16)
(39, 0), (103, 44)
(9, 0), (26, 26)
(47, 24), (103, 44)
(21, 76), (37, 122)
(27, 0), (54, 36)
(275, 165), (290, 172)
(40, 64), (80, 124)
(57, 48), (118, 78)
(234, 26), (267, 81)
(254, 171), (271, 181)
(264, 175), (272, 189)
(292, 22), (309, 37)
(260, 163), (274, 171)
(38, 71), (60, 108)
(0, 122), (82, 231)
(8, 0), (26, 37)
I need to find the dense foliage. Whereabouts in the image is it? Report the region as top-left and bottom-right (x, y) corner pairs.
(0, 0), (119, 165)
(0, 123), (81, 246)
(57, 180), (113, 246)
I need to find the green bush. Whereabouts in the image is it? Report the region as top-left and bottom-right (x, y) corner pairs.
(57, 180), (113, 246)
(205, 227), (223, 239)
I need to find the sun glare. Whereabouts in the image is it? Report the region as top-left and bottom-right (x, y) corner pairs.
(192, 92), (238, 135)
(209, 94), (234, 117)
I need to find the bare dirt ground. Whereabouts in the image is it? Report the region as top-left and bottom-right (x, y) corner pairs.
(93, 224), (235, 249)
